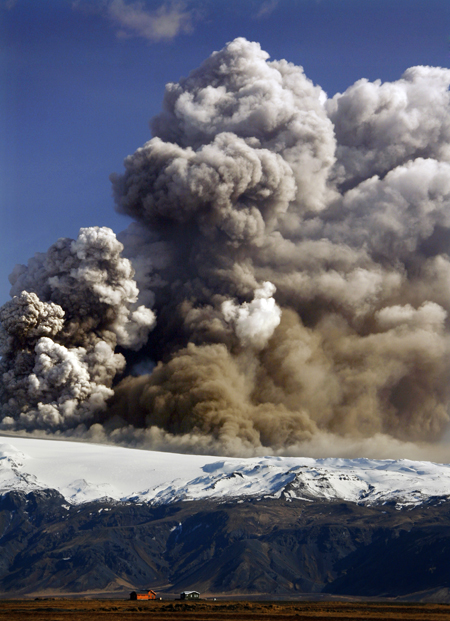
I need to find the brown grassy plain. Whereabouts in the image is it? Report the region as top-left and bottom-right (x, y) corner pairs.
(0, 599), (450, 621)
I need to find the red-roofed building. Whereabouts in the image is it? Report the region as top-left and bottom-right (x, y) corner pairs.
(130, 589), (157, 600)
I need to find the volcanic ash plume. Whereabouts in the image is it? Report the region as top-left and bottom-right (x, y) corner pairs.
(0, 227), (155, 430)
(2, 37), (450, 458)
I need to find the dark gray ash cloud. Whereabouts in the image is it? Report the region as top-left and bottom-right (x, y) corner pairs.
(2, 38), (450, 459)
(0, 227), (155, 430)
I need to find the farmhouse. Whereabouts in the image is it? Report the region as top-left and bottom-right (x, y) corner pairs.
(180, 591), (200, 600)
(129, 589), (157, 600)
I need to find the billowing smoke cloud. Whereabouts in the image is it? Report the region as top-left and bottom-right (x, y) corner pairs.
(2, 38), (450, 459)
(0, 227), (155, 430)
(222, 281), (281, 349)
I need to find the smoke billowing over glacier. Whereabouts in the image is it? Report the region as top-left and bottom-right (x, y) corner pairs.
(2, 38), (450, 459)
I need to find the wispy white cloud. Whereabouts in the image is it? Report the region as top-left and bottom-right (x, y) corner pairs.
(254, 0), (279, 20)
(2, 0), (18, 10)
(108, 0), (194, 41)
(73, 0), (196, 42)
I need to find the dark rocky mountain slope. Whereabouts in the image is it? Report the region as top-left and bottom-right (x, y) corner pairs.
(1, 489), (450, 599)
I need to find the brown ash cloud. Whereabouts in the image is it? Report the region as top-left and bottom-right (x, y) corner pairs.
(2, 38), (450, 458)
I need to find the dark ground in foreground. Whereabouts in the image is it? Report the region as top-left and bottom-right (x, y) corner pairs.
(1, 600), (450, 621)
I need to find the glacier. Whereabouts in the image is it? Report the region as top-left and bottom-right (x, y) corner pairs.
(0, 435), (449, 508)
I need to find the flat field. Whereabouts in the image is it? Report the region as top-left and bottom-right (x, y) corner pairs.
(0, 599), (449, 621)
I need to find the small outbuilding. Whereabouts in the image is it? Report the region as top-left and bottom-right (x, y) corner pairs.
(130, 589), (157, 600)
(180, 591), (200, 600)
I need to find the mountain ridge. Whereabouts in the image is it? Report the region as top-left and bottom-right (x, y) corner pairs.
(1, 436), (449, 508)
(1, 436), (450, 599)
(1, 489), (450, 599)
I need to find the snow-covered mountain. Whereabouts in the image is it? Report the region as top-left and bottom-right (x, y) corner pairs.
(1, 435), (450, 599)
(1, 435), (449, 507)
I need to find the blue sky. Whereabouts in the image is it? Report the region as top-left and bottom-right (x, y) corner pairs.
(1, 0), (449, 306)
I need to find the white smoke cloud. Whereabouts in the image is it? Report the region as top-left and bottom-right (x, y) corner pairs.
(222, 282), (281, 349)
(9, 226), (156, 351)
(326, 65), (450, 189)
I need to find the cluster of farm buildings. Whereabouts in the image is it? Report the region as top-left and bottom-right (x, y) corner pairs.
(129, 589), (200, 601)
